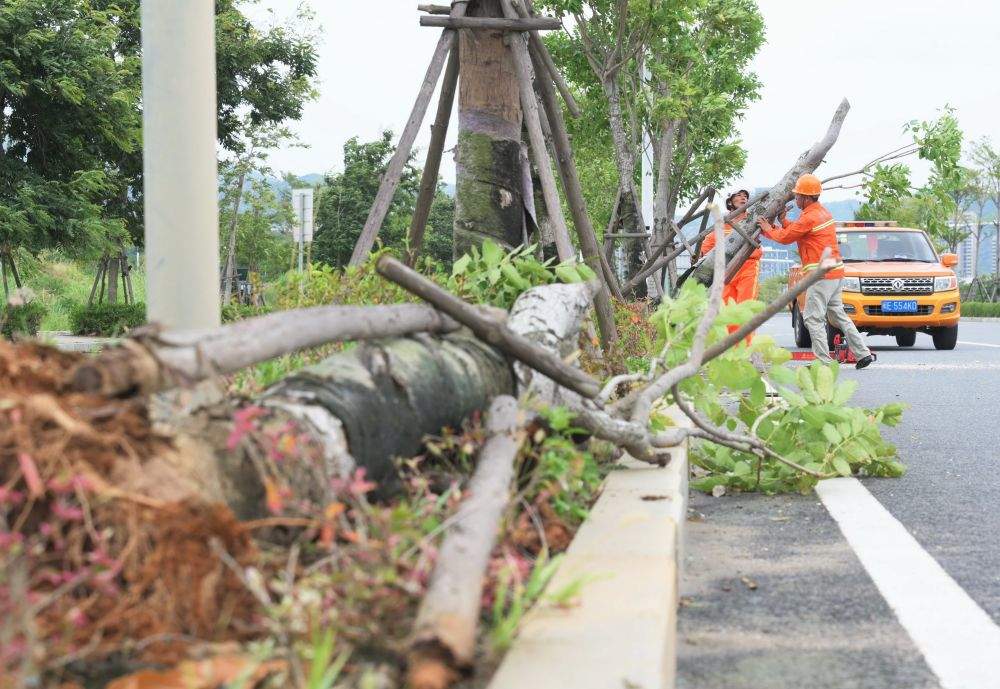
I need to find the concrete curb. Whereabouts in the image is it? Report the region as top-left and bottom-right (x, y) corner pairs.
(39, 332), (118, 352)
(961, 316), (1000, 323)
(489, 407), (690, 689)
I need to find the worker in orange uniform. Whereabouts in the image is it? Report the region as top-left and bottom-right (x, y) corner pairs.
(700, 190), (761, 339)
(701, 189), (762, 304)
(757, 174), (875, 369)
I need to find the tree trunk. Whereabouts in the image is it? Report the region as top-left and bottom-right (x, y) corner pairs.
(222, 171), (247, 304)
(454, 0), (524, 257)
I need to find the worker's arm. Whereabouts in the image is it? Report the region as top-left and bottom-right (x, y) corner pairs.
(757, 212), (812, 245)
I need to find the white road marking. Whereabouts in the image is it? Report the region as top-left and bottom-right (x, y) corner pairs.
(817, 478), (1000, 689)
(867, 363), (1000, 371)
(958, 340), (1000, 349)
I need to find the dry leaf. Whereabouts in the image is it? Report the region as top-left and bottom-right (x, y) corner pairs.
(106, 654), (285, 689)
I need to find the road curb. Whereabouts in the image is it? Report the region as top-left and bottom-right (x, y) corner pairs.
(961, 316), (1000, 323)
(488, 407), (690, 689)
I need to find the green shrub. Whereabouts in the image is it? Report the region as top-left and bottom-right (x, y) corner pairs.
(70, 302), (146, 336)
(222, 303), (273, 323)
(962, 301), (1000, 318)
(757, 274), (788, 304)
(1, 296), (47, 339)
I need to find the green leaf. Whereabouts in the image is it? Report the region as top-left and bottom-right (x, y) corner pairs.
(832, 380), (858, 405)
(769, 365), (796, 387)
(481, 239), (503, 266)
(555, 264), (583, 283)
(832, 457), (852, 477)
(822, 423), (842, 445)
(815, 365), (835, 402)
(749, 379), (766, 408)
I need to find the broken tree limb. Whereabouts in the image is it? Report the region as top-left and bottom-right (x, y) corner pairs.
(349, 1), (469, 267)
(509, 0), (580, 118)
(630, 206), (727, 425)
(420, 15), (561, 30)
(407, 395), (527, 688)
(69, 304), (461, 397)
(688, 98), (851, 286)
(529, 40), (618, 347)
(376, 256), (602, 399)
(503, 11), (575, 262)
(407, 44), (461, 266)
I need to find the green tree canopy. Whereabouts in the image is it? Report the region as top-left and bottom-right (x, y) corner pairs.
(0, 0), (320, 257)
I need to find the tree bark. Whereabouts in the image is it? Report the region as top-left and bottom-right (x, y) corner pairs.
(107, 254), (120, 305)
(453, 0), (524, 257)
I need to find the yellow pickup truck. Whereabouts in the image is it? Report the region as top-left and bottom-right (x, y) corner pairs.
(788, 221), (960, 350)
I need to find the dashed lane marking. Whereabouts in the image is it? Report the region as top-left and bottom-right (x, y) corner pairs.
(817, 478), (1000, 689)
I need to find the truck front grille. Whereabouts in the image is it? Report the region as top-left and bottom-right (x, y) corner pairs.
(860, 277), (934, 295)
(863, 305), (935, 316)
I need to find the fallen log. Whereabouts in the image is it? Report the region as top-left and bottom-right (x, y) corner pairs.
(406, 395), (527, 689)
(70, 304), (460, 397)
(688, 98), (851, 286)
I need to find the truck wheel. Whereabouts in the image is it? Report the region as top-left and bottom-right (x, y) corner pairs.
(932, 325), (958, 351)
(895, 330), (917, 347)
(793, 305), (812, 348)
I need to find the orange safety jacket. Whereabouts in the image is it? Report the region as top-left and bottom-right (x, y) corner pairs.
(700, 222), (763, 264)
(763, 201), (844, 280)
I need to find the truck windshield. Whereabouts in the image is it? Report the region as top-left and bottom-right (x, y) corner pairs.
(837, 231), (937, 263)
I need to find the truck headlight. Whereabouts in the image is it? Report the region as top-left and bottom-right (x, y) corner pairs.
(934, 275), (957, 291)
(841, 277), (861, 292)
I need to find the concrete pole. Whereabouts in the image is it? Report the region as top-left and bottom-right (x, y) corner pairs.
(141, 0), (220, 330)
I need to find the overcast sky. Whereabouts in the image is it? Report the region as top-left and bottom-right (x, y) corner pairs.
(248, 0), (1000, 202)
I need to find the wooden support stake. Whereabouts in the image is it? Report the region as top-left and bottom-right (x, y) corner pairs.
(419, 15), (561, 31)
(376, 256), (603, 399)
(509, 0), (580, 118)
(417, 3), (451, 14)
(406, 44), (461, 266)
(349, 1), (469, 267)
(526, 37), (618, 347)
(504, 12), (575, 262)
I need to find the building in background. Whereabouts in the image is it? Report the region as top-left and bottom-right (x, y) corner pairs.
(759, 246), (795, 281)
(956, 227), (998, 281)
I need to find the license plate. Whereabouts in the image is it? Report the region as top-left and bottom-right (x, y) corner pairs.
(882, 299), (918, 313)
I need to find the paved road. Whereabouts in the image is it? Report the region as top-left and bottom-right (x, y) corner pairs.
(677, 316), (1000, 689)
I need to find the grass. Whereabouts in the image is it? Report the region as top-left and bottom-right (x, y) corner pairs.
(962, 301), (1000, 317)
(17, 252), (147, 332)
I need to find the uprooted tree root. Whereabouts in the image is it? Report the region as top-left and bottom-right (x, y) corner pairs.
(1, 340), (594, 688)
(0, 341), (259, 680)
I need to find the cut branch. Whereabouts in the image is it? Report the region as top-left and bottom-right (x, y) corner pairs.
(376, 256), (602, 399)
(70, 304), (460, 397)
(407, 396), (527, 688)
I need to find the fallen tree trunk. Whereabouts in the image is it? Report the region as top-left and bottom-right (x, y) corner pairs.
(689, 99), (851, 286)
(407, 395), (527, 689)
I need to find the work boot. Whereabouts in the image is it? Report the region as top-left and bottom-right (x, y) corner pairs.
(855, 353), (876, 370)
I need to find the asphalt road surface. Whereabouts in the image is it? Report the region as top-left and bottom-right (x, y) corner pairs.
(677, 315), (1000, 689)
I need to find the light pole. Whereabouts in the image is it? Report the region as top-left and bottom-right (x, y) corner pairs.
(141, 0), (220, 330)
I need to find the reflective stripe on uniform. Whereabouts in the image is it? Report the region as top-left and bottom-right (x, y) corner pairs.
(802, 261), (844, 272)
(810, 219), (835, 233)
